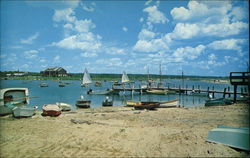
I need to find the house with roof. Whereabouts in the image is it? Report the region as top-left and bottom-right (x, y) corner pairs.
(40, 67), (67, 77)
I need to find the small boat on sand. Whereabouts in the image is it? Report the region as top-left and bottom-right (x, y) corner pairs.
(126, 99), (179, 108)
(102, 97), (113, 106)
(207, 125), (249, 151)
(205, 98), (233, 107)
(12, 106), (37, 118)
(75, 95), (91, 108)
(56, 102), (71, 111)
(133, 102), (160, 110)
(42, 104), (61, 116)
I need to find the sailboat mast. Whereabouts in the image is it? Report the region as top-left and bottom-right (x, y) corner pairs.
(147, 65), (149, 81)
(159, 63), (162, 83)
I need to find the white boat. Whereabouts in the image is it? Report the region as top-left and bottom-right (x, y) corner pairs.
(56, 102), (72, 111)
(146, 89), (168, 95)
(81, 68), (92, 87)
(12, 106), (37, 118)
(158, 99), (179, 108)
(121, 71), (129, 83)
(87, 88), (114, 95)
(0, 88), (29, 116)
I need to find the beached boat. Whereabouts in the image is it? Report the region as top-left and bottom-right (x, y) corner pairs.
(146, 89), (168, 95)
(40, 83), (48, 87)
(75, 95), (91, 108)
(42, 104), (61, 116)
(102, 97), (113, 106)
(12, 106), (37, 118)
(205, 98), (233, 107)
(126, 99), (179, 108)
(81, 68), (92, 87)
(158, 99), (179, 108)
(133, 102), (160, 110)
(56, 102), (72, 111)
(207, 125), (249, 151)
(87, 88), (114, 95)
(0, 88), (30, 116)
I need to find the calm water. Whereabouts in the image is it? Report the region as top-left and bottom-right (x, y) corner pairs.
(0, 79), (246, 109)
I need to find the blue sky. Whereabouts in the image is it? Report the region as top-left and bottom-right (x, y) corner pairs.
(0, 0), (249, 76)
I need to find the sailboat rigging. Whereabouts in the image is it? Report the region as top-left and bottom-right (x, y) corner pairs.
(81, 68), (92, 87)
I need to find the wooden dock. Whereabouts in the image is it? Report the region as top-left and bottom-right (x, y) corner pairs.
(230, 72), (249, 102)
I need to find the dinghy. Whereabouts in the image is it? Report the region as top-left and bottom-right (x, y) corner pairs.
(42, 104), (61, 116)
(102, 97), (113, 106)
(12, 106), (37, 118)
(56, 102), (72, 111)
(75, 95), (91, 108)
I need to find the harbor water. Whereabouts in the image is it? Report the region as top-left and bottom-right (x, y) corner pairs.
(0, 79), (246, 110)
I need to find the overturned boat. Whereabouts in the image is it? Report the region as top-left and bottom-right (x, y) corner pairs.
(42, 104), (61, 117)
(12, 106), (37, 118)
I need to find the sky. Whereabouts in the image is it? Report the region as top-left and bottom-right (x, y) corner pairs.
(0, 0), (249, 76)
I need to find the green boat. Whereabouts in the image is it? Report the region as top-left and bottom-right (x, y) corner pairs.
(205, 98), (233, 107)
(207, 125), (249, 151)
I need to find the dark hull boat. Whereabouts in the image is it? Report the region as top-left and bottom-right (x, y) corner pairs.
(102, 100), (113, 106)
(76, 100), (91, 108)
(133, 102), (160, 110)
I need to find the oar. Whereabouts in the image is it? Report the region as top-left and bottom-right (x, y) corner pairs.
(0, 96), (38, 102)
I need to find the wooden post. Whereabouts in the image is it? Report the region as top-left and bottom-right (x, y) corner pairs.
(207, 87), (210, 97)
(185, 85), (188, 94)
(212, 86), (215, 98)
(228, 87), (231, 97)
(192, 85), (194, 91)
(179, 85), (181, 95)
(234, 85), (237, 103)
(223, 88), (226, 98)
(198, 85), (200, 93)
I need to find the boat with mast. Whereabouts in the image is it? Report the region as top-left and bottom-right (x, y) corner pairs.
(81, 68), (92, 87)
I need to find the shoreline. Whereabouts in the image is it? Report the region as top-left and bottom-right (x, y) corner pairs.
(0, 103), (249, 157)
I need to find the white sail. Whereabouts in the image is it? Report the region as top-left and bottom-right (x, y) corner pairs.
(82, 68), (92, 85)
(121, 71), (129, 83)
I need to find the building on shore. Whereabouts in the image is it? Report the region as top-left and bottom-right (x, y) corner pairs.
(40, 67), (67, 77)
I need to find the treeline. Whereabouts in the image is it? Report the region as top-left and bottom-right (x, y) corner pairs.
(0, 71), (229, 81)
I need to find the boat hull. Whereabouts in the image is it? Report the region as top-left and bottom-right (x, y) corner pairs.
(102, 101), (113, 106)
(76, 100), (91, 108)
(205, 98), (233, 107)
(134, 102), (160, 110)
(207, 125), (249, 151)
(42, 104), (61, 117)
(12, 107), (36, 118)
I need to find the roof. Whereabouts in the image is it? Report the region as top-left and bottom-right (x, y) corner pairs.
(43, 67), (66, 72)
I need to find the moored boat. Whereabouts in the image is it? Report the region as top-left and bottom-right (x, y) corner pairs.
(87, 88), (114, 95)
(59, 82), (66, 87)
(95, 81), (102, 87)
(102, 97), (113, 106)
(12, 106), (37, 118)
(205, 98), (233, 107)
(40, 83), (48, 87)
(56, 102), (72, 111)
(146, 89), (168, 95)
(75, 95), (91, 108)
(81, 68), (92, 87)
(42, 104), (61, 116)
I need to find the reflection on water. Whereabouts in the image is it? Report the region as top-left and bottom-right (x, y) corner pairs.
(0, 79), (247, 109)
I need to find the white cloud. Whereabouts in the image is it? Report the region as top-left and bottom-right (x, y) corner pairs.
(208, 39), (245, 52)
(172, 45), (206, 62)
(230, 7), (245, 22)
(80, 52), (97, 57)
(75, 19), (96, 32)
(53, 8), (76, 23)
(53, 33), (102, 52)
(21, 64), (29, 69)
(170, 23), (200, 39)
(53, 55), (61, 63)
(106, 47), (125, 55)
(82, 5), (94, 12)
(138, 29), (155, 40)
(139, 18), (144, 22)
(20, 32), (39, 44)
(39, 59), (46, 63)
(208, 53), (216, 65)
(122, 26), (128, 32)
(109, 58), (123, 66)
(24, 50), (39, 59)
(143, 5), (168, 24)
(133, 38), (169, 53)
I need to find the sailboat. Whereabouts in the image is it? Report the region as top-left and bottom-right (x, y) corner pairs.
(81, 68), (92, 87)
(121, 71), (129, 83)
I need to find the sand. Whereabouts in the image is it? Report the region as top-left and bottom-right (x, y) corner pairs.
(0, 103), (249, 157)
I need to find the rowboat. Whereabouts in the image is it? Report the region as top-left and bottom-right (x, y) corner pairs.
(102, 97), (113, 106)
(207, 125), (249, 151)
(59, 82), (65, 87)
(205, 98), (233, 107)
(0, 88), (30, 116)
(40, 83), (48, 87)
(42, 104), (61, 116)
(12, 106), (37, 118)
(56, 102), (72, 111)
(75, 95), (91, 108)
(158, 99), (179, 108)
(133, 102), (160, 110)
(146, 89), (168, 95)
(126, 99), (179, 108)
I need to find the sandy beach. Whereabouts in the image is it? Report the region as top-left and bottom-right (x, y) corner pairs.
(0, 103), (249, 157)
